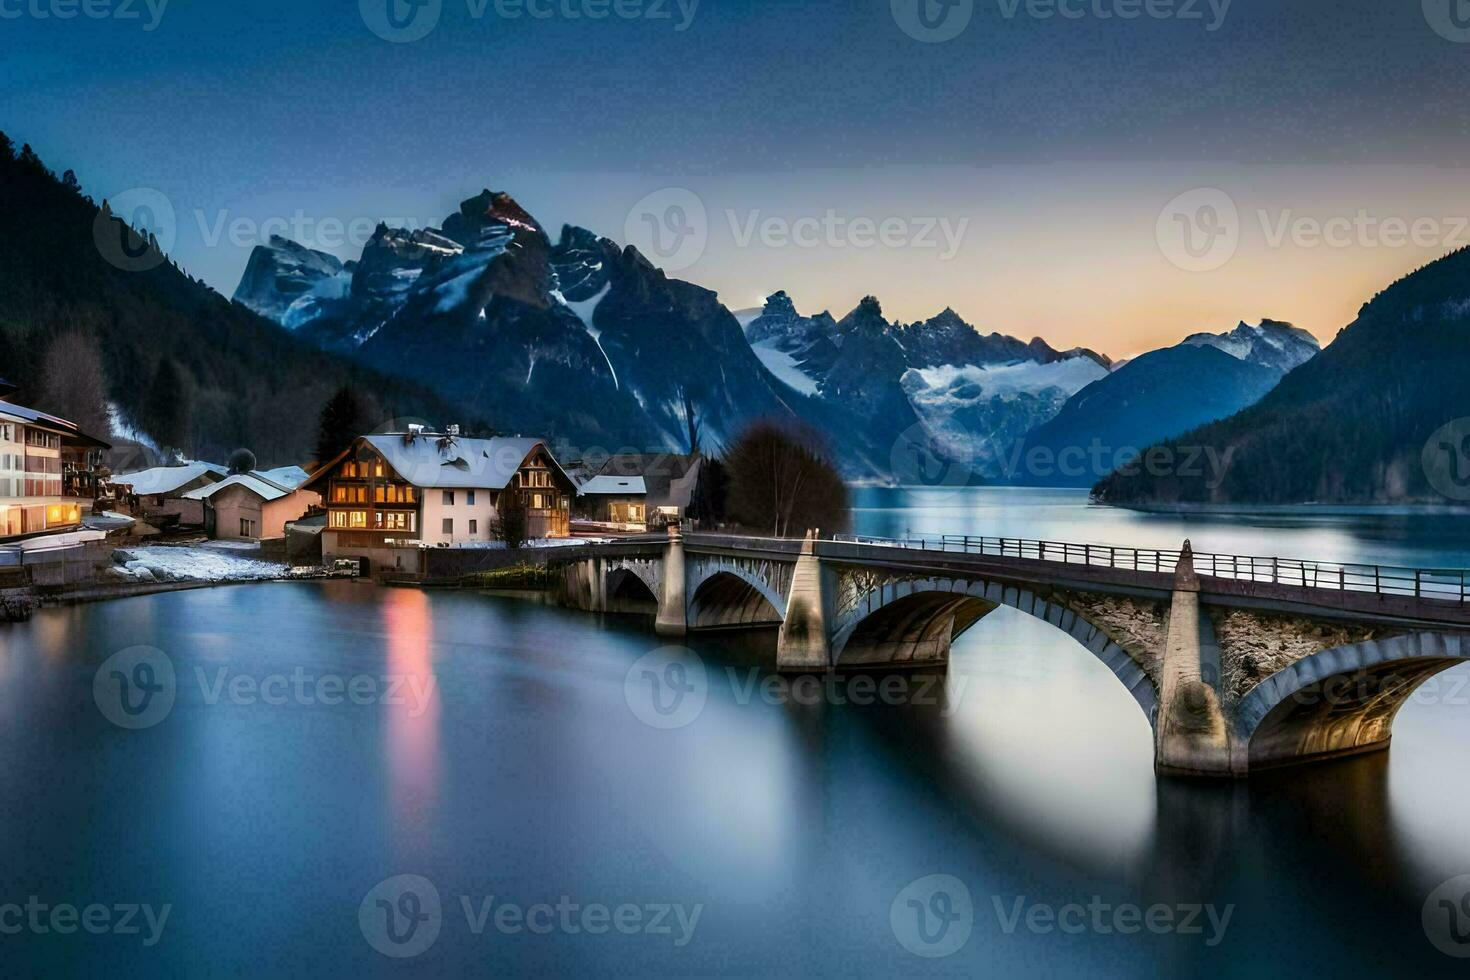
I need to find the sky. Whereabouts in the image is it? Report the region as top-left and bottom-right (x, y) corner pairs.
(6, 0), (1470, 358)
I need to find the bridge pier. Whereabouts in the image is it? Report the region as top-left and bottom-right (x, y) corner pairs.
(1154, 543), (1242, 778)
(655, 525), (688, 637)
(777, 531), (832, 672)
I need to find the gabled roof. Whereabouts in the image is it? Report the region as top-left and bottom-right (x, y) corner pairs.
(181, 472), (299, 503)
(113, 462), (227, 496)
(303, 434), (575, 492)
(578, 475), (647, 496)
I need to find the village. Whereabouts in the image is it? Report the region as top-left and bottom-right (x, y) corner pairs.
(0, 375), (709, 620)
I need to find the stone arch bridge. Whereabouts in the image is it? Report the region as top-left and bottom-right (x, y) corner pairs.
(549, 529), (1470, 779)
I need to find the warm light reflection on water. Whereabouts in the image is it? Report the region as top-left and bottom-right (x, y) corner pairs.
(381, 587), (440, 839)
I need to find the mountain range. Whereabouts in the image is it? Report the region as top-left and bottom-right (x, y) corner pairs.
(1015, 321), (1319, 487)
(1095, 248), (1470, 505)
(234, 187), (1337, 486)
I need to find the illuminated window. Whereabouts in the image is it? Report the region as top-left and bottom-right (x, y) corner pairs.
(349, 511), (368, 528)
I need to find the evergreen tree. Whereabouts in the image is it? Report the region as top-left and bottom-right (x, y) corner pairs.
(142, 358), (189, 453)
(315, 385), (369, 464)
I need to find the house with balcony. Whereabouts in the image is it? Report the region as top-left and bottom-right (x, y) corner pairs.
(300, 428), (576, 573)
(0, 393), (111, 542)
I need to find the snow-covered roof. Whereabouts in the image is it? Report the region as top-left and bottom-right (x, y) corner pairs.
(114, 462), (227, 496)
(257, 465), (310, 489)
(578, 475), (646, 496)
(181, 472), (299, 503)
(358, 435), (570, 490)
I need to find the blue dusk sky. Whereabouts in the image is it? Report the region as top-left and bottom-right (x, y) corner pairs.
(5, 0), (1470, 357)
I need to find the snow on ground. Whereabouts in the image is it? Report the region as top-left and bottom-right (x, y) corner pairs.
(111, 547), (286, 584)
(750, 340), (821, 396)
(107, 403), (159, 452)
(447, 538), (612, 551)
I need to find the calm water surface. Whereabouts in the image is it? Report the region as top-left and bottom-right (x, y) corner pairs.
(2, 488), (1469, 976)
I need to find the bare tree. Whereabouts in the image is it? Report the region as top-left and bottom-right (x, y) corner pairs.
(725, 421), (849, 538)
(36, 329), (110, 437)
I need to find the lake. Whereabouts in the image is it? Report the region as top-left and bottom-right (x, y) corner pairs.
(2, 487), (1468, 976)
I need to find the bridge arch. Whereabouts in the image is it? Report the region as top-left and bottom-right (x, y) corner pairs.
(830, 576), (1159, 724)
(688, 571), (785, 630)
(685, 557), (789, 627)
(1234, 632), (1470, 770)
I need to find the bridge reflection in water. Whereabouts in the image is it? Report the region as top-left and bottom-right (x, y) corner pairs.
(551, 528), (1470, 779)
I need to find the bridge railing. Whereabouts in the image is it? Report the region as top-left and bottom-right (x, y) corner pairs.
(831, 533), (1470, 605)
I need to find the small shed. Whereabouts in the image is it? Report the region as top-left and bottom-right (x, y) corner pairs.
(182, 472), (321, 541)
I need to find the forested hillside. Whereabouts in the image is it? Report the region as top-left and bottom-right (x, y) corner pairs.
(0, 134), (466, 466)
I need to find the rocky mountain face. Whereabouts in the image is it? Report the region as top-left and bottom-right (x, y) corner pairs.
(232, 235), (352, 326)
(1016, 321), (1319, 487)
(742, 292), (1112, 479)
(237, 191), (917, 475)
(1094, 251), (1470, 505)
(1182, 319), (1320, 375)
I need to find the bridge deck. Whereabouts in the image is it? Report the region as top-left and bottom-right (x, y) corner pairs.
(552, 531), (1470, 631)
